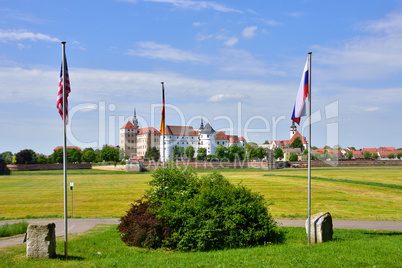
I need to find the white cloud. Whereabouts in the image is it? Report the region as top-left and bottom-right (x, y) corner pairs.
(242, 26), (258, 39)
(365, 107), (379, 112)
(0, 29), (60, 43)
(208, 93), (247, 102)
(126, 41), (209, 63)
(313, 11), (402, 81)
(193, 22), (204, 26)
(196, 32), (213, 41)
(256, 18), (281, 26)
(120, 0), (242, 13)
(224, 36), (238, 47)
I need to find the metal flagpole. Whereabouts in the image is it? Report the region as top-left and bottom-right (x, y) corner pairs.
(161, 82), (165, 167)
(61, 41), (68, 258)
(307, 52), (312, 245)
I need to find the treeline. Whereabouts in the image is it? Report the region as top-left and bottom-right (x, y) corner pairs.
(0, 145), (123, 165)
(170, 143), (266, 162)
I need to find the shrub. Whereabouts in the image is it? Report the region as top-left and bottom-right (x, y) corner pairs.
(118, 163), (283, 251)
(117, 197), (171, 249)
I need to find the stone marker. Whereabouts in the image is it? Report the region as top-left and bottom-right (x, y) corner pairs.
(305, 212), (333, 243)
(26, 223), (56, 259)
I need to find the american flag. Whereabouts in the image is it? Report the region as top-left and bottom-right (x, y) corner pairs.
(56, 57), (71, 124)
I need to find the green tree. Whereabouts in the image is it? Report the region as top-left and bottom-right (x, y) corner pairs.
(119, 148), (125, 161)
(289, 153), (298, 161)
(290, 137), (303, 151)
(323, 145), (331, 150)
(68, 148), (82, 163)
(387, 153), (395, 159)
(245, 142), (258, 152)
(51, 149), (63, 163)
(253, 147), (266, 159)
(100, 145), (119, 162)
(37, 154), (47, 164)
(82, 148), (96, 162)
(372, 152), (379, 159)
(215, 144), (228, 160)
(363, 151), (372, 160)
(228, 144), (245, 162)
(172, 146), (184, 160)
(0, 151), (13, 164)
(263, 140), (269, 144)
(15, 149), (36, 164)
(397, 153), (402, 160)
(345, 150), (354, 160)
(273, 147), (284, 160)
(145, 147), (160, 161)
(196, 147), (207, 161)
(184, 146), (195, 159)
(333, 144), (341, 149)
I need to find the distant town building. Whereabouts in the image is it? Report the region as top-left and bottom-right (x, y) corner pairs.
(267, 122), (308, 151)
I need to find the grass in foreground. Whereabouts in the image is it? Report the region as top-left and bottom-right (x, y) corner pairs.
(0, 225), (400, 267)
(0, 221), (28, 238)
(1, 166), (401, 220)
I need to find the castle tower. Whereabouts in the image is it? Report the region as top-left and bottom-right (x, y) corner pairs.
(120, 121), (138, 158)
(132, 108), (139, 128)
(290, 121), (297, 139)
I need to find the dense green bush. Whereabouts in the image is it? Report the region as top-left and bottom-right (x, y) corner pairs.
(118, 163), (283, 251)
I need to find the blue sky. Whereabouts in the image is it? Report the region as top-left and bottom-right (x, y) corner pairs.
(1, 0), (402, 155)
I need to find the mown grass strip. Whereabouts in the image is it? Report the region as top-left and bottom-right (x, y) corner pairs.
(0, 221), (29, 238)
(264, 174), (402, 189)
(1, 225), (401, 267)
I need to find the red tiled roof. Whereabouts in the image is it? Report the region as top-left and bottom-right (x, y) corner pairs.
(363, 148), (377, 152)
(138, 127), (161, 135)
(215, 131), (228, 140)
(239, 136), (246, 141)
(227, 135), (239, 144)
(121, 121), (138, 129)
(378, 147), (395, 152)
(165, 125), (197, 136)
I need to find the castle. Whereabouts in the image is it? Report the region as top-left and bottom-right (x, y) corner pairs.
(120, 110), (246, 161)
(119, 109), (161, 160)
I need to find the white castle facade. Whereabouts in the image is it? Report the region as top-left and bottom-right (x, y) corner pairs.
(160, 120), (246, 162)
(119, 110), (246, 161)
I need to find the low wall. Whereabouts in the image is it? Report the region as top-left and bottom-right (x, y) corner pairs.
(91, 165), (126, 171)
(7, 163), (92, 171)
(292, 159), (402, 167)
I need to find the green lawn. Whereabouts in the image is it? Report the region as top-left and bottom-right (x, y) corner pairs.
(0, 224), (400, 267)
(0, 166), (401, 220)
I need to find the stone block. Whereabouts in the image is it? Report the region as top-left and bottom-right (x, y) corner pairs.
(26, 223), (56, 259)
(305, 212), (333, 243)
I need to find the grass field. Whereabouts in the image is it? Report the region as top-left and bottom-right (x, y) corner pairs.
(0, 224), (400, 267)
(0, 166), (401, 220)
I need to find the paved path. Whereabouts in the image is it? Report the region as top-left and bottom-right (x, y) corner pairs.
(0, 218), (400, 249)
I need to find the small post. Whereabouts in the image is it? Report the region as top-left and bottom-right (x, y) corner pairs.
(70, 182), (74, 218)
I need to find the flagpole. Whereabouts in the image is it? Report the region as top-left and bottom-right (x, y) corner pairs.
(161, 82), (165, 167)
(61, 41), (68, 258)
(307, 52), (312, 245)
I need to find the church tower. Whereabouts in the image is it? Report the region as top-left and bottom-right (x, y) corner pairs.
(290, 121), (297, 139)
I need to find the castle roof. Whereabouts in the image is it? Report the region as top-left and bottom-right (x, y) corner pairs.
(121, 121), (138, 129)
(200, 123), (215, 134)
(165, 125), (198, 136)
(138, 127), (161, 135)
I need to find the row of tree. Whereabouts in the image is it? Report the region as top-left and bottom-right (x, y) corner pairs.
(169, 144), (266, 162)
(0, 145), (122, 165)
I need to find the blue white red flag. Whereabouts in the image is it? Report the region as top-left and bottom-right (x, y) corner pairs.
(291, 57), (309, 125)
(57, 57), (71, 124)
